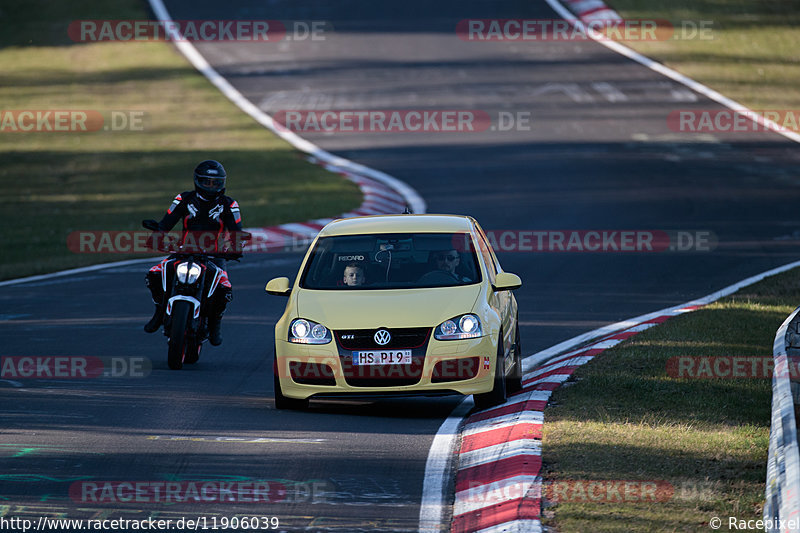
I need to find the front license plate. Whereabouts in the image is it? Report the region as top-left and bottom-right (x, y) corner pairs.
(352, 350), (412, 365)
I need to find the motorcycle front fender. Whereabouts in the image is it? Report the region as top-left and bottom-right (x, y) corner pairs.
(166, 295), (201, 319)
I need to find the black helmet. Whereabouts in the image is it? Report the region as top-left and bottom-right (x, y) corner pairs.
(194, 160), (227, 198)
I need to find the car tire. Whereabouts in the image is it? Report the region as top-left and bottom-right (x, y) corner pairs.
(507, 320), (523, 394)
(273, 354), (309, 410)
(474, 335), (507, 410)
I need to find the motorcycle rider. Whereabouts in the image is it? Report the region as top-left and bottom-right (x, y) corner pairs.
(143, 160), (243, 346)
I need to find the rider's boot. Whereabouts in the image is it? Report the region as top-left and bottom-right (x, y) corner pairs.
(208, 312), (224, 346)
(144, 272), (164, 333)
(144, 304), (164, 333)
(208, 286), (232, 346)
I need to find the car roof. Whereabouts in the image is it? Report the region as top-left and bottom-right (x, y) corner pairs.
(317, 214), (476, 237)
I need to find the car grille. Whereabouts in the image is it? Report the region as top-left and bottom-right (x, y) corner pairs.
(334, 327), (431, 387)
(335, 327), (431, 350)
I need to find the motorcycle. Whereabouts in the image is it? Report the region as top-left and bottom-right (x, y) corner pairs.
(142, 219), (249, 370)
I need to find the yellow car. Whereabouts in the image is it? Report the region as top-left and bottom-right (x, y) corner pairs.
(265, 214), (523, 410)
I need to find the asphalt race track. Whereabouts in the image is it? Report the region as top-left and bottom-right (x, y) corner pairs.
(3, 0), (800, 531)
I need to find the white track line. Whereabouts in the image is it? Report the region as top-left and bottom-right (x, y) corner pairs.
(108, 3), (800, 532)
(437, 2), (800, 530)
(425, 260), (800, 532)
(524, 260), (800, 376)
(1, 2), (425, 288)
(147, 0), (426, 214)
(419, 397), (474, 533)
(546, 0), (800, 145)
(0, 257), (160, 288)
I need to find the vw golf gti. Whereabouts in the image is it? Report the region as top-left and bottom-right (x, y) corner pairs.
(265, 214), (523, 410)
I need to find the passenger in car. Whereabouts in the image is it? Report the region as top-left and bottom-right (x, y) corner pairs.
(343, 262), (366, 286)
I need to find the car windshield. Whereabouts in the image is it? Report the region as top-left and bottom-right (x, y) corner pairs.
(300, 232), (482, 290)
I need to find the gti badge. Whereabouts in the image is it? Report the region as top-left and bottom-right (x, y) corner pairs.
(374, 329), (391, 346)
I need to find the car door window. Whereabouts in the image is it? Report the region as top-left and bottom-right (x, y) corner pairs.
(474, 231), (497, 284)
(475, 224), (503, 274)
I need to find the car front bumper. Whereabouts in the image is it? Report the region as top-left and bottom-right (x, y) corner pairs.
(274, 335), (498, 400)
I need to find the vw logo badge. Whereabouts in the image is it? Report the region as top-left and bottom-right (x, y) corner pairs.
(374, 329), (391, 346)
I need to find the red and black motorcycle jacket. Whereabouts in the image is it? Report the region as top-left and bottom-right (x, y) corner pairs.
(157, 190), (243, 251)
(147, 191), (242, 298)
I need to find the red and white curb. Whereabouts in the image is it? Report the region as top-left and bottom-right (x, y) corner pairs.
(561, 0), (622, 23)
(244, 157), (410, 253)
(544, 2), (800, 525)
(449, 306), (700, 533)
(436, 258), (800, 533)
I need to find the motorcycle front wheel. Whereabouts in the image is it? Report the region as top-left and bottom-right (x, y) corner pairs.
(167, 300), (193, 370)
(184, 337), (201, 364)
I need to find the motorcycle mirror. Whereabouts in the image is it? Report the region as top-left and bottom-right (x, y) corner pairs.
(142, 219), (160, 231)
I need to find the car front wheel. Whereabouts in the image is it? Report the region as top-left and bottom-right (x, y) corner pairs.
(474, 335), (507, 410)
(507, 321), (523, 394)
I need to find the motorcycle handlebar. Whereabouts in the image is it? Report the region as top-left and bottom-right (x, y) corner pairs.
(142, 219), (160, 231)
(143, 228), (252, 258)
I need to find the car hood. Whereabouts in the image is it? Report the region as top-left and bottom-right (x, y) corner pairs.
(296, 286), (482, 329)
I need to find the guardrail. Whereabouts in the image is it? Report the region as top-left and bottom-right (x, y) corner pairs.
(764, 307), (800, 532)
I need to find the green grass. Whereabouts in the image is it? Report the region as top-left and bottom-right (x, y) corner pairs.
(541, 268), (800, 532)
(541, 4), (800, 528)
(605, 0), (800, 109)
(0, 0), (362, 279)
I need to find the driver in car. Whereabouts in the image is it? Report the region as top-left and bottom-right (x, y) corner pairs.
(433, 249), (472, 282)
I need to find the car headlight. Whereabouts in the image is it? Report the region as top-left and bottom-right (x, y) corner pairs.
(175, 262), (202, 284)
(435, 314), (482, 340)
(289, 318), (332, 344)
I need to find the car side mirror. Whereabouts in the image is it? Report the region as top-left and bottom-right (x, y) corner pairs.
(492, 272), (522, 292)
(265, 277), (292, 296)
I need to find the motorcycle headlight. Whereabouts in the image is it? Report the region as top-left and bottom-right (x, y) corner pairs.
(435, 314), (482, 340)
(175, 262), (202, 284)
(289, 319), (331, 344)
